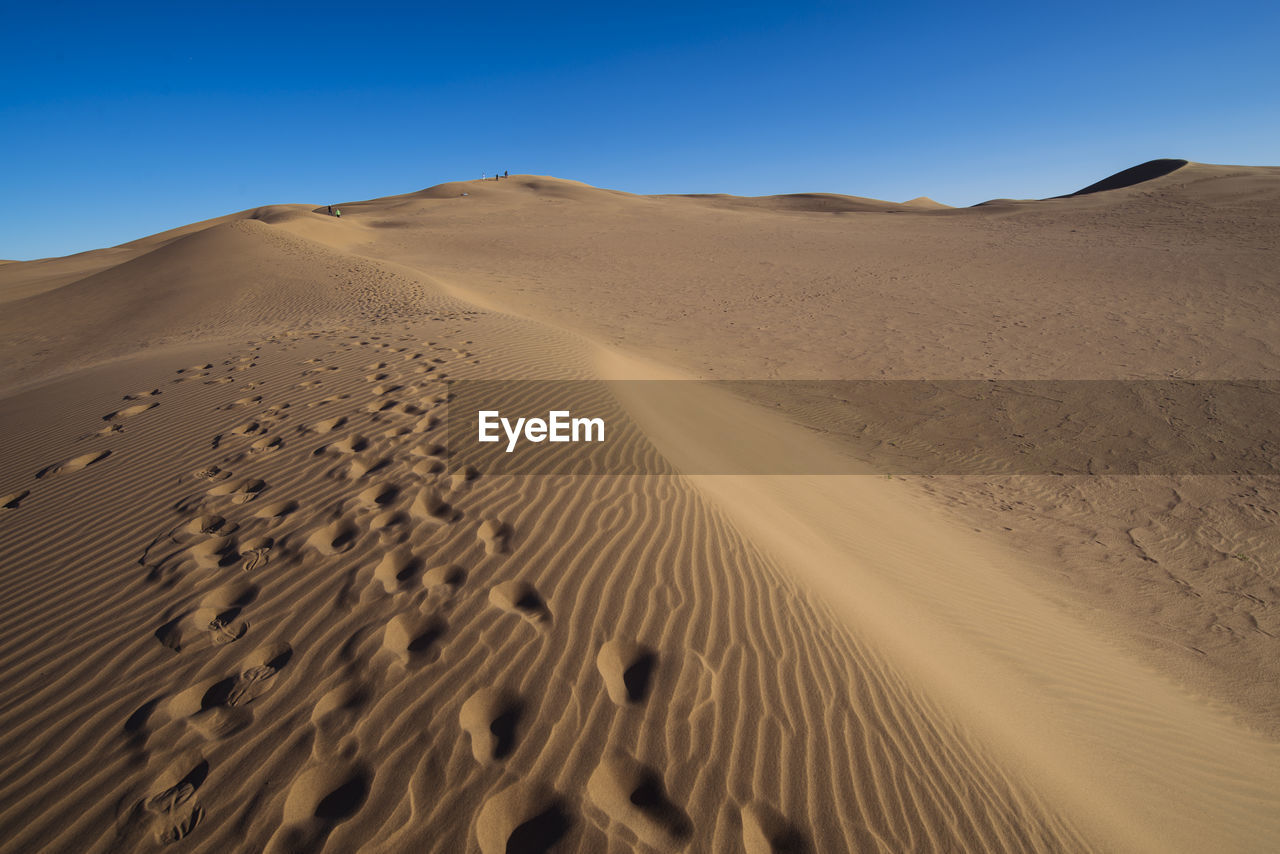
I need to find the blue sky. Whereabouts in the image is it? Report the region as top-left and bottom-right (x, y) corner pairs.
(3, 1), (1277, 260)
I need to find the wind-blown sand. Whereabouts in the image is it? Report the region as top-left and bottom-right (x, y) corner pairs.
(1, 162), (1278, 852)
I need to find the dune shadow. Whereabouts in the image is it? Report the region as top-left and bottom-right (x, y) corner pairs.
(1067, 158), (1188, 196)
(622, 652), (657, 703)
(506, 802), (572, 854)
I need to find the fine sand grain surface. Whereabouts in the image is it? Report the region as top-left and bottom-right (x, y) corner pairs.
(1, 162), (1278, 852)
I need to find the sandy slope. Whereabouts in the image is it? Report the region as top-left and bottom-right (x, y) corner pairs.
(1, 163), (1278, 853)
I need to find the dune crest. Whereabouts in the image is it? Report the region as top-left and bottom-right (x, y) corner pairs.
(1069, 157), (1190, 195)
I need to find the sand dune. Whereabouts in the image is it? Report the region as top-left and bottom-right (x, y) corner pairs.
(1067, 158), (1190, 196)
(899, 196), (950, 209)
(1, 163), (1279, 852)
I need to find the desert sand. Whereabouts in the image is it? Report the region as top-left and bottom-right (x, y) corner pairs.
(1, 160), (1278, 852)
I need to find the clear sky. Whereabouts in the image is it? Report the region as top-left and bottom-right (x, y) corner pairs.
(3, 1), (1277, 260)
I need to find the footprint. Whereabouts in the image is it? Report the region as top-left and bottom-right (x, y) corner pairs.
(188, 535), (236, 571)
(382, 613), (446, 665)
(410, 488), (458, 524)
(104, 401), (158, 421)
(411, 457), (445, 477)
(129, 753), (209, 845)
(157, 581), (258, 651)
(308, 415), (348, 434)
(306, 517), (361, 555)
(265, 761), (371, 854)
(310, 686), (373, 761)
(227, 479), (266, 504)
(586, 754), (691, 852)
(312, 682), (369, 735)
(159, 682), (250, 741)
(219, 642), (292, 707)
(250, 435), (283, 454)
(597, 639), (658, 705)
(238, 536), (274, 571)
(459, 687), (523, 764)
(208, 477), (265, 504)
(369, 507), (408, 530)
(477, 518), (510, 554)
(191, 464), (231, 482)
(422, 564), (466, 592)
(123, 389), (161, 400)
(220, 395), (263, 410)
(488, 581), (551, 626)
(2, 490), (30, 509)
(310, 393), (351, 409)
(35, 449), (110, 478)
(476, 781), (573, 854)
(449, 466), (480, 492)
(198, 583), (256, 645)
(225, 666), (277, 707)
(344, 454), (391, 480)
(331, 434), (369, 454)
(357, 483), (400, 509)
(741, 802), (808, 854)
(253, 498), (299, 520)
(371, 546), (421, 593)
(177, 514), (232, 540)
(412, 412), (440, 433)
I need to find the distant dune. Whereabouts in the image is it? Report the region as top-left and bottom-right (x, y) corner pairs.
(975, 158), (1219, 206)
(1, 162), (1279, 853)
(900, 196), (951, 208)
(662, 191), (905, 213)
(1068, 157), (1190, 195)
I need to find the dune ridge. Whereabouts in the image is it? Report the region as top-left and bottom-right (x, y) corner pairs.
(1068, 158), (1191, 196)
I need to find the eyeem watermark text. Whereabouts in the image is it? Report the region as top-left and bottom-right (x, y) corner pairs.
(477, 410), (606, 453)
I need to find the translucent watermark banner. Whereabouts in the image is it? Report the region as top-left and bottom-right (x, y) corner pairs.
(443, 380), (1280, 475)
